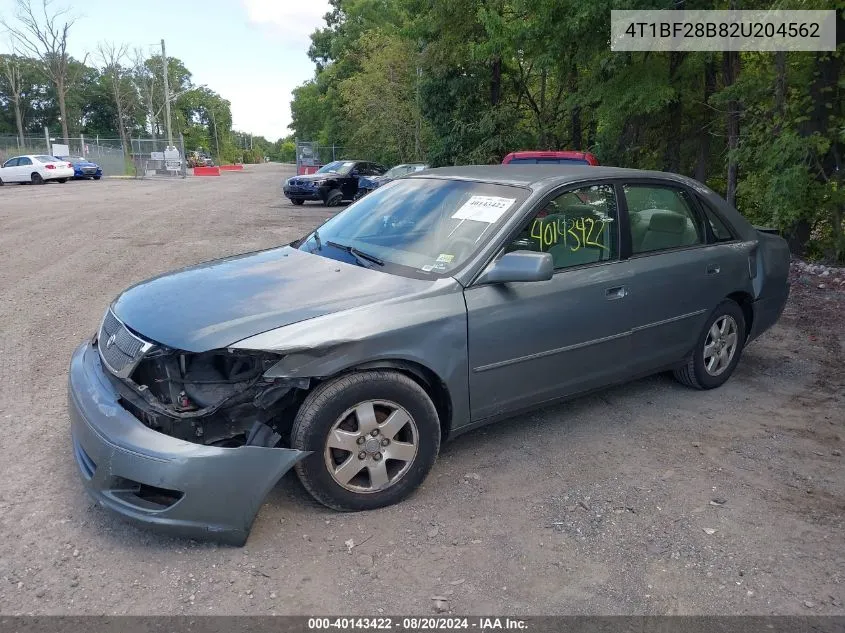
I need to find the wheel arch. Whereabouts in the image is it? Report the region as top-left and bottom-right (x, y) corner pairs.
(726, 290), (754, 341)
(333, 359), (454, 442)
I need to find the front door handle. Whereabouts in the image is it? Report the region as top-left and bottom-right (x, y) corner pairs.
(605, 286), (627, 300)
(706, 263), (721, 275)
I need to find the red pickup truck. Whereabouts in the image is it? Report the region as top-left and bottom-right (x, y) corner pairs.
(502, 150), (599, 166)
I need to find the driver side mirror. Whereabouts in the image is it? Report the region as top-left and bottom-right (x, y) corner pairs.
(475, 251), (554, 285)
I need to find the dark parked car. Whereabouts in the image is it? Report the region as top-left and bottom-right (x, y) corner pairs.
(283, 160), (386, 206)
(68, 165), (790, 545)
(63, 156), (103, 180)
(355, 163), (429, 199)
(503, 150), (599, 166)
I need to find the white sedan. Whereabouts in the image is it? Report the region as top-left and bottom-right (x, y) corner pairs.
(0, 154), (75, 185)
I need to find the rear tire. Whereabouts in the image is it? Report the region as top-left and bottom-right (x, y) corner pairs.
(673, 299), (746, 390)
(290, 198), (304, 206)
(31, 173), (44, 185)
(57, 178), (67, 183)
(324, 189), (343, 207)
(291, 371), (440, 511)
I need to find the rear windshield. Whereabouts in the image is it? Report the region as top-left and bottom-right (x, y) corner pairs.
(507, 157), (589, 165)
(35, 155), (60, 163)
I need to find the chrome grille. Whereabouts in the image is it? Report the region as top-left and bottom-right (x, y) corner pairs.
(98, 310), (152, 377)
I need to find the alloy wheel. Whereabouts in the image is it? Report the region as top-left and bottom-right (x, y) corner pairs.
(703, 315), (739, 377)
(323, 399), (419, 493)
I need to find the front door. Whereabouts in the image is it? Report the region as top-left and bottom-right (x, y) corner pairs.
(465, 182), (634, 421)
(1, 157), (20, 182)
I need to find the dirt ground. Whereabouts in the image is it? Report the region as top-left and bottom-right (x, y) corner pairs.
(0, 163), (842, 616)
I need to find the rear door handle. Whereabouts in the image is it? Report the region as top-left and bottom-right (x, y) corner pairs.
(706, 263), (721, 275)
(605, 286), (627, 300)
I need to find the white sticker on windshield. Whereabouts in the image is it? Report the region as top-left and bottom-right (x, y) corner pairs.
(451, 196), (516, 223)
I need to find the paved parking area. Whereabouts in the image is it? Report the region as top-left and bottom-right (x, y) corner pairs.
(0, 163), (842, 615)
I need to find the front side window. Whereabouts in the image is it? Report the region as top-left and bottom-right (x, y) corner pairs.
(298, 178), (529, 279)
(506, 184), (619, 269)
(625, 185), (703, 254)
(3, 158), (19, 168)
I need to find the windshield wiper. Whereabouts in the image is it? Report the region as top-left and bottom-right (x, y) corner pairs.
(325, 240), (384, 266)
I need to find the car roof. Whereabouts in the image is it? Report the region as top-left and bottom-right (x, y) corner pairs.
(408, 165), (699, 191)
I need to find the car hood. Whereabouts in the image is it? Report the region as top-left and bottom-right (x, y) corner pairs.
(292, 171), (342, 183)
(112, 246), (432, 353)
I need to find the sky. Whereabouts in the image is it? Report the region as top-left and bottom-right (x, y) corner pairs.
(0, 0), (331, 141)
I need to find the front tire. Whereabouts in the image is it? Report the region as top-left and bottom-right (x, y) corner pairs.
(93, 175), (101, 180)
(291, 371), (441, 511)
(673, 299), (746, 390)
(290, 198), (304, 206)
(324, 188), (343, 207)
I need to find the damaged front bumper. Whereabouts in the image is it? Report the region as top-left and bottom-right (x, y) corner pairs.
(67, 341), (308, 545)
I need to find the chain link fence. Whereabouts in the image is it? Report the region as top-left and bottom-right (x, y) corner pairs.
(295, 140), (369, 175)
(0, 134), (187, 179)
(129, 136), (187, 179)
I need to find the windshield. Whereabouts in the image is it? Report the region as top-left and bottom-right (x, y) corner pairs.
(297, 178), (529, 279)
(316, 160), (355, 175)
(385, 164), (427, 178)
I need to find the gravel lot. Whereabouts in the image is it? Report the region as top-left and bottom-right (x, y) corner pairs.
(0, 163), (842, 616)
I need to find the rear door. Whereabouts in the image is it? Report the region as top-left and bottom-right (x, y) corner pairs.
(465, 182), (635, 420)
(16, 156), (34, 181)
(620, 181), (738, 373)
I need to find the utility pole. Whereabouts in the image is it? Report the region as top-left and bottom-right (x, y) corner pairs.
(209, 107), (220, 164)
(161, 39), (174, 148)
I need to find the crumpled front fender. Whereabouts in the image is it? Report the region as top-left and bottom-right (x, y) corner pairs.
(68, 341), (308, 545)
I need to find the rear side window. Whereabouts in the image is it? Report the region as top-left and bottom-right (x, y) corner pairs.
(18, 157), (32, 166)
(624, 185), (703, 254)
(699, 199), (736, 242)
